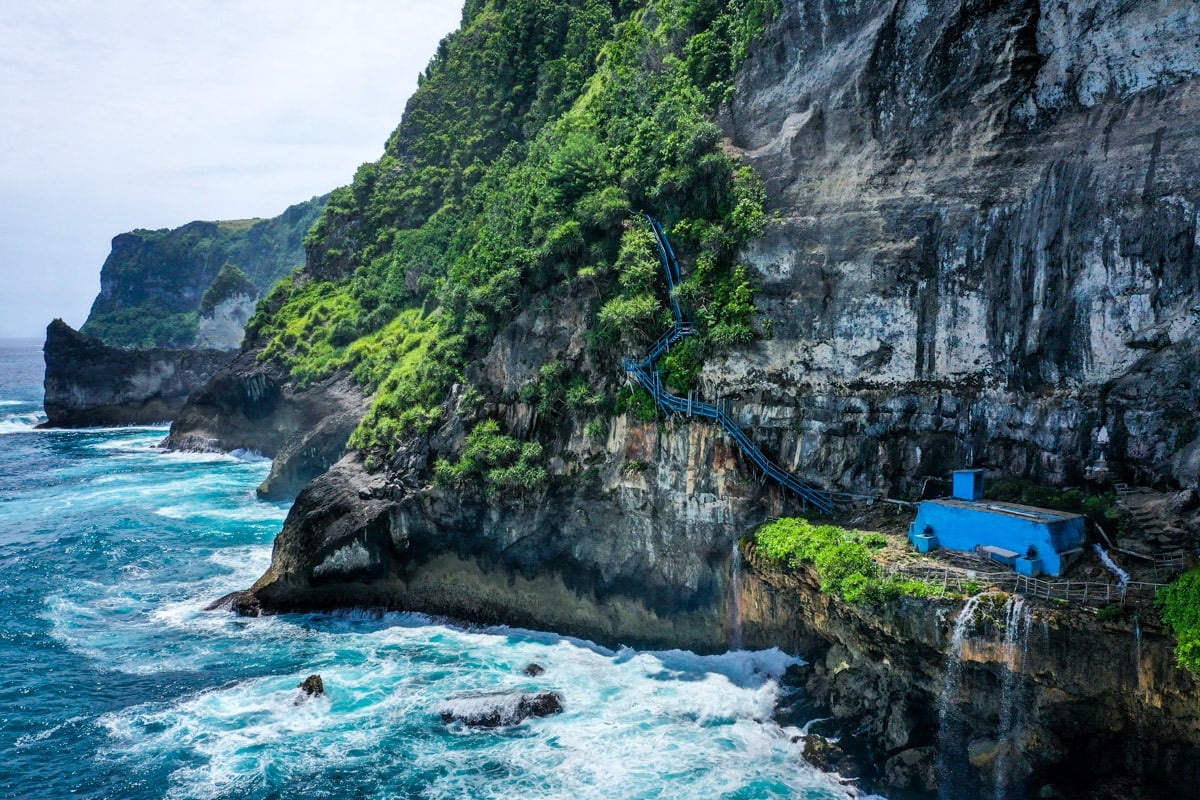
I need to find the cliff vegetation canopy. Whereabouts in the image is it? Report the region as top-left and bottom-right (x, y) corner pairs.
(245, 0), (779, 469)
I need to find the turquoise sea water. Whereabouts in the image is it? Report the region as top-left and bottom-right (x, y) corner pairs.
(0, 339), (858, 800)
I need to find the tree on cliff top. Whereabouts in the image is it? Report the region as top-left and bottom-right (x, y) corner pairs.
(200, 264), (259, 316)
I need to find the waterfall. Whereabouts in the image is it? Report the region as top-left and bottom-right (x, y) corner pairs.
(728, 541), (744, 650)
(1132, 614), (1145, 771)
(936, 593), (986, 800)
(1094, 544), (1130, 590)
(993, 595), (1032, 800)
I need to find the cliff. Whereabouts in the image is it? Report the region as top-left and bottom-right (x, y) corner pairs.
(714, 0), (1200, 494)
(164, 349), (368, 499)
(740, 549), (1200, 799)
(82, 195), (326, 349)
(171, 1), (1200, 795)
(41, 319), (234, 427)
(222, 0), (1200, 640)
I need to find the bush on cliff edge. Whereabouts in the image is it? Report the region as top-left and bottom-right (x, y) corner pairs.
(1157, 567), (1200, 675)
(754, 518), (942, 605)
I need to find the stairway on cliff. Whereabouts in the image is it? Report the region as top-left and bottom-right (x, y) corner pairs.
(622, 215), (837, 514)
(1112, 485), (1198, 580)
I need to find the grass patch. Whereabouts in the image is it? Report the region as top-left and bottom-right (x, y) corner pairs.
(755, 518), (943, 605)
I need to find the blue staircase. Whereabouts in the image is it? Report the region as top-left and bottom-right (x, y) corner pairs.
(623, 215), (835, 515)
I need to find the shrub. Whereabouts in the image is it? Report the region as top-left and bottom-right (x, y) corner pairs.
(1157, 568), (1200, 674)
(434, 419), (547, 494)
(199, 263), (257, 315)
(615, 385), (659, 422)
(755, 518), (932, 605)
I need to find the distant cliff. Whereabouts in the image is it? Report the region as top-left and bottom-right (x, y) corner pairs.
(42, 319), (233, 427)
(81, 195), (326, 349)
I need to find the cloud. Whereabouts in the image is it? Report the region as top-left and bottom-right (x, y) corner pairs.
(0, 0), (462, 337)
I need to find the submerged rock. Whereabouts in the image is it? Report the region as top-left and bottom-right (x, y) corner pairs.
(522, 663), (545, 677)
(799, 734), (846, 773)
(438, 691), (564, 728)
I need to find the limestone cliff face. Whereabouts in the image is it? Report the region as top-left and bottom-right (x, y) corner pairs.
(196, 294), (256, 350)
(714, 0), (1200, 494)
(41, 319), (233, 427)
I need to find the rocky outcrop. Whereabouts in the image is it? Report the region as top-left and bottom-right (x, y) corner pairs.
(739, 550), (1200, 799)
(239, 292), (798, 650)
(164, 351), (369, 499)
(41, 319), (234, 427)
(438, 691), (564, 728)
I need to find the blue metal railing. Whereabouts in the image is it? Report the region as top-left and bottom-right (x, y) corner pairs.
(622, 216), (835, 515)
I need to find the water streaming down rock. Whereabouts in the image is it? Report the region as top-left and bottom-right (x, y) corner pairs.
(728, 541), (744, 650)
(1132, 614), (1145, 772)
(937, 593), (987, 800)
(1094, 544), (1130, 591)
(993, 595), (1032, 800)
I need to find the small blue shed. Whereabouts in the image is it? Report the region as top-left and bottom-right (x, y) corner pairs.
(908, 470), (1085, 577)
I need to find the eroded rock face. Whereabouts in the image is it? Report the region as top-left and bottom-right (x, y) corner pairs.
(196, 294), (257, 350)
(163, 350), (368, 499)
(713, 0), (1200, 493)
(41, 319), (234, 427)
(737, 550), (1200, 798)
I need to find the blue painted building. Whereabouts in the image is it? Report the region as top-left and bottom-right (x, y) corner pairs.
(908, 470), (1086, 577)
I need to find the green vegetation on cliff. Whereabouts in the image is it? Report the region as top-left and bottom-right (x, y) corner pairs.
(247, 0), (780, 469)
(83, 196), (326, 349)
(1158, 567), (1200, 674)
(755, 518), (944, 604)
(199, 264), (258, 316)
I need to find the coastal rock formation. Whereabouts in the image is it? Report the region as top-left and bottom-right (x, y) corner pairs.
(711, 0), (1200, 494)
(438, 691), (564, 727)
(194, 1), (1200, 795)
(164, 351), (368, 499)
(41, 319), (233, 427)
(738, 550), (1200, 798)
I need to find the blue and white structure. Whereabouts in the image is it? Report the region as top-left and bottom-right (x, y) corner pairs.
(908, 470), (1086, 577)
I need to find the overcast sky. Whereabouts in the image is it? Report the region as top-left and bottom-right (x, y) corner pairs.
(0, 1), (463, 338)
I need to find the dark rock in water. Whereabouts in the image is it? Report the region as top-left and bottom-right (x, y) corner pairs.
(41, 319), (234, 427)
(299, 674), (324, 696)
(232, 592), (263, 618)
(439, 691), (564, 728)
(205, 590), (265, 617)
(522, 663), (545, 677)
(800, 734), (846, 773)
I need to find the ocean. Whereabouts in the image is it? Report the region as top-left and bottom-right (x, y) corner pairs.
(0, 338), (856, 800)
